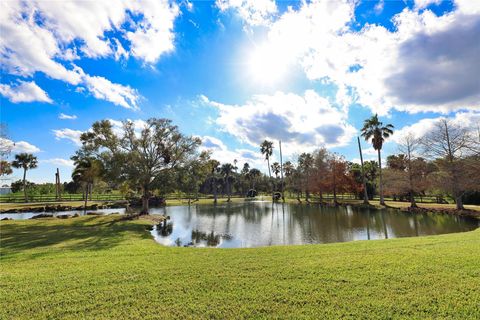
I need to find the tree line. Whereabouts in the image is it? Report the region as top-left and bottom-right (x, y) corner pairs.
(1, 115), (479, 212)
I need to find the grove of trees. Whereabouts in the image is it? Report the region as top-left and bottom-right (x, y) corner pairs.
(2, 116), (479, 212)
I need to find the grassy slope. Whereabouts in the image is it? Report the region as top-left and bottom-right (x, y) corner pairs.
(1, 216), (479, 319)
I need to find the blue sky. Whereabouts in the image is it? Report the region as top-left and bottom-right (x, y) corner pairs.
(1, 0), (479, 183)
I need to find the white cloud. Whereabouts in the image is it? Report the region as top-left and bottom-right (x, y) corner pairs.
(216, 0), (277, 26)
(199, 135), (265, 169)
(52, 128), (83, 146)
(414, 0), (441, 10)
(0, 81), (52, 103)
(82, 75), (140, 110)
(202, 90), (357, 155)
(41, 158), (74, 167)
(0, 0), (179, 109)
(256, 0), (480, 114)
(59, 113), (77, 120)
(126, 1), (179, 63)
(392, 111), (480, 142)
(0, 138), (41, 153)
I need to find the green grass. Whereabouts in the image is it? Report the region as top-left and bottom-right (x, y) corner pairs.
(0, 200), (120, 211)
(1, 216), (479, 319)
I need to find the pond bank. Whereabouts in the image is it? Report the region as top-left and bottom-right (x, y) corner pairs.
(2, 197), (479, 220)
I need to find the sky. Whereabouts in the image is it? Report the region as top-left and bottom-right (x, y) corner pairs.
(1, 0), (479, 183)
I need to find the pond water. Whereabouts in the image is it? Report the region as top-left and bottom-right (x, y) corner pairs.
(149, 202), (479, 248)
(0, 208), (126, 220)
(2, 201), (478, 248)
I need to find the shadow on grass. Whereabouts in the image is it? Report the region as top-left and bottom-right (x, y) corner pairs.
(0, 216), (152, 258)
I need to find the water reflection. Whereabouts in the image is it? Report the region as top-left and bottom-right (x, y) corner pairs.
(148, 202), (479, 248)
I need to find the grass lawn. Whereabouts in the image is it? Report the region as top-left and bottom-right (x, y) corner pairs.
(1, 215), (479, 319)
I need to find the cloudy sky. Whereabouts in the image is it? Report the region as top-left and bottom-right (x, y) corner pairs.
(1, 0), (479, 183)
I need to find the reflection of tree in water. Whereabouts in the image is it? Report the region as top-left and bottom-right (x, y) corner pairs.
(191, 230), (232, 247)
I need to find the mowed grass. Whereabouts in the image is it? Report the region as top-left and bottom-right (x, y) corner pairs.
(1, 216), (479, 319)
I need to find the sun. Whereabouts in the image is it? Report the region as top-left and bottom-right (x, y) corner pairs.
(247, 43), (288, 85)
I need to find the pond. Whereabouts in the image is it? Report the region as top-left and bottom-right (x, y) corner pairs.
(2, 201), (477, 248)
(150, 202), (479, 248)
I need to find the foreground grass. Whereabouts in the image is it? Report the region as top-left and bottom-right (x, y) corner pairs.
(1, 216), (479, 319)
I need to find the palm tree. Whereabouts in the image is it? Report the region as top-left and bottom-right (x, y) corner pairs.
(361, 114), (394, 206)
(260, 140), (274, 201)
(249, 168), (261, 190)
(220, 163), (235, 202)
(11, 153), (38, 202)
(72, 157), (103, 213)
(271, 162), (281, 178)
(283, 161), (294, 177)
(241, 163), (250, 195)
(207, 159), (220, 204)
(298, 153), (314, 202)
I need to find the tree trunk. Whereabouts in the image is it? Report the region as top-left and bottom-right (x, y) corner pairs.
(357, 137), (369, 205)
(83, 183), (88, 215)
(227, 176), (231, 202)
(378, 149), (385, 205)
(279, 141), (285, 202)
(305, 173), (310, 203)
(212, 177), (217, 204)
(141, 186), (149, 214)
(267, 158), (273, 202)
(455, 192), (464, 210)
(22, 168), (27, 202)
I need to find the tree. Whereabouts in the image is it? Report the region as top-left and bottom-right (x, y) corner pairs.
(271, 162), (281, 178)
(271, 161), (281, 193)
(240, 162), (250, 195)
(178, 151), (211, 204)
(260, 140), (274, 200)
(0, 160), (12, 176)
(311, 148), (329, 203)
(361, 114), (394, 205)
(77, 118), (201, 214)
(207, 159), (220, 204)
(249, 168), (261, 190)
(298, 153), (314, 202)
(421, 119), (480, 209)
(220, 163), (235, 202)
(11, 153), (38, 202)
(72, 157), (103, 212)
(397, 133), (422, 207)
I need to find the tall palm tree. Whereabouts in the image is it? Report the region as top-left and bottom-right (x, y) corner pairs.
(260, 140), (274, 200)
(11, 153), (38, 202)
(361, 114), (394, 206)
(220, 163), (235, 202)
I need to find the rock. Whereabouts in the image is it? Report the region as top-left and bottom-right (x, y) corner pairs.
(57, 214), (70, 219)
(1, 217), (12, 221)
(86, 212), (101, 216)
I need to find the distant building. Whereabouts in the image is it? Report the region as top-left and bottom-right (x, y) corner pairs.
(0, 184), (11, 195)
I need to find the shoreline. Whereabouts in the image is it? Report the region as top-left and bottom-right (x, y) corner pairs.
(1, 197), (479, 220)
